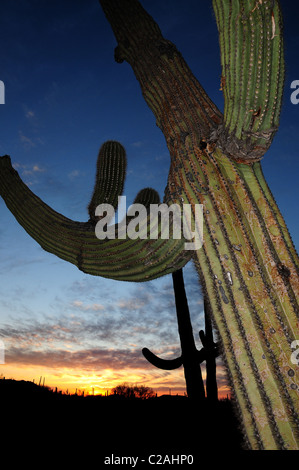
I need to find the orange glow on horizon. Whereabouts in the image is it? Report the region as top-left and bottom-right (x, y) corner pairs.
(0, 362), (231, 399)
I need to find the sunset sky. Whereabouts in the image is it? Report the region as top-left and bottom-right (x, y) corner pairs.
(0, 1), (298, 397)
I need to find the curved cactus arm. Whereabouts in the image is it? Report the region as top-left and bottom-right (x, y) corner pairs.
(143, 345), (217, 369)
(0, 154), (189, 281)
(212, 0), (284, 162)
(142, 347), (183, 370)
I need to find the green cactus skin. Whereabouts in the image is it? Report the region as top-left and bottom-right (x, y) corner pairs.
(88, 141), (127, 222)
(191, 149), (299, 449)
(212, 0), (284, 162)
(133, 187), (161, 208)
(0, 0), (298, 450)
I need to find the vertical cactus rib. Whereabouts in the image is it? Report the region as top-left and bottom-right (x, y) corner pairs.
(196, 147), (299, 449)
(251, 162), (299, 274)
(212, 0), (285, 162)
(163, 134), (299, 448)
(192, 253), (265, 449)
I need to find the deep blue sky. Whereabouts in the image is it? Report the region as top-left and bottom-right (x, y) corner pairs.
(0, 1), (298, 395)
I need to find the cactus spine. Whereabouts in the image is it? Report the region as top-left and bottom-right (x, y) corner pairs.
(0, 0), (298, 449)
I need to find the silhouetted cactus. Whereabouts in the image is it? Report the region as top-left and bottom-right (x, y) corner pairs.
(143, 268), (219, 402)
(199, 298), (219, 403)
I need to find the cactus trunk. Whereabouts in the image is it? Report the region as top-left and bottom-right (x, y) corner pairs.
(98, 0), (299, 449)
(192, 151), (299, 449)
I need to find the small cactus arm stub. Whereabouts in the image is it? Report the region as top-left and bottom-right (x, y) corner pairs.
(0, 0), (298, 450)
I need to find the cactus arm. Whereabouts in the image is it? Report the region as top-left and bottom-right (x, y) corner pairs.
(88, 141), (127, 222)
(212, 0), (285, 162)
(0, 154), (189, 281)
(133, 188), (161, 207)
(142, 344), (218, 372)
(99, 0), (223, 146)
(142, 348), (183, 370)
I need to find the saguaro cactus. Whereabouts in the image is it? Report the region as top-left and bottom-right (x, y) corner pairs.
(0, 0), (298, 450)
(142, 268), (219, 402)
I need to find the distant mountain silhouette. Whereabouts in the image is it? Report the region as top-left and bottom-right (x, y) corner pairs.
(1, 378), (54, 398)
(1, 378), (244, 456)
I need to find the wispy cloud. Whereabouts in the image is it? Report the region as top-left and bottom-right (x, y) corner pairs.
(0, 261), (227, 394)
(13, 162), (46, 176)
(5, 345), (148, 371)
(131, 141), (144, 148)
(12, 161), (46, 186)
(68, 169), (81, 180)
(32, 164), (45, 173)
(25, 110), (35, 119)
(19, 131), (36, 149)
(71, 300), (105, 312)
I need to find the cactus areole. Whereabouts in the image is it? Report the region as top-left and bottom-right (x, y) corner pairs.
(0, 0), (298, 450)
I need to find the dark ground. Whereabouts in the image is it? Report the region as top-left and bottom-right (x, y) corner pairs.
(0, 378), (246, 465)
